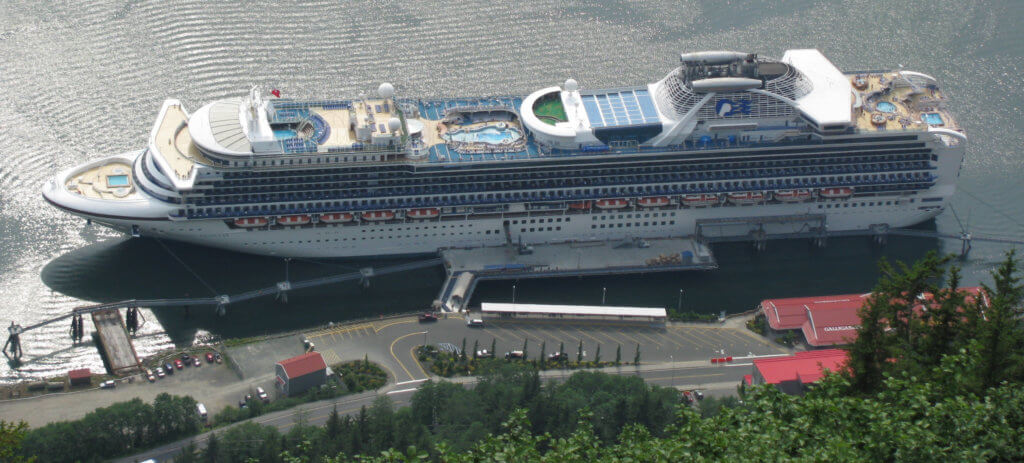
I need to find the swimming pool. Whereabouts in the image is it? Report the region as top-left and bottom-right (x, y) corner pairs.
(875, 101), (896, 113)
(273, 128), (298, 139)
(446, 126), (522, 144)
(106, 175), (129, 187)
(923, 113), (944, 125)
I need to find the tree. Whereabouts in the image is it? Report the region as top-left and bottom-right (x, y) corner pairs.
(0, 420), (33, 463)
(522, 338), (528, 360)
(461, 337), (467, 361)
(540, 341), (546, 367)
(975, 249), (1024, 389)
(491, 338), (497, 357)
(633, 344), (641, 365)
(473, 339), (479, 360)
(595, 344), (601, 363)
(326, 406), (341, 438)
(202, 432), (218, 463)
(577, 340), (584, 363)
(615, 344), (621, 366)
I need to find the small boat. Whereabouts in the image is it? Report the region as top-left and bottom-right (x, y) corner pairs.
(820, 187), (854, 199)
(362, 210), (395, 221)
(727, 191), (765, 205)
(319, 212), (354, 224)
(233, 217), (269, 228)
(568, 201), (592, 210)
(773, 189), (812, 202)
(407, 208), (440, 219)
(277, 214), (311, 226)
(595, 198), (628, 210)
(682, 194), (720, 207)
(637, 196), (670, 207)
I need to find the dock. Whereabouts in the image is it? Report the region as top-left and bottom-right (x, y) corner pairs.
(437, 237), (716, 311)
(91, 309), (142, 376)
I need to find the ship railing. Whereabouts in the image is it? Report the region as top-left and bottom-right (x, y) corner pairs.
(185, 175), (937, 220)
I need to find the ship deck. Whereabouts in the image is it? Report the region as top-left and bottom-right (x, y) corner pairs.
(64, 161), (139, 200)
(848, 71), (959, 133)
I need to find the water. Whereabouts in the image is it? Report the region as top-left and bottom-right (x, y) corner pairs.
(875, 101), (896, 113)
(924, 113), (945, 125)
(273, 128), (297, 140)
(448, 126), (522, 144)
(106, 174), (129, 186)
(2, 0), (1023, 383)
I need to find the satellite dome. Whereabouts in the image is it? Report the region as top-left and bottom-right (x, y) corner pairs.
(378, 82), (395, 99)
(564, 78), (578, 92)
(387, 117), (401, 132)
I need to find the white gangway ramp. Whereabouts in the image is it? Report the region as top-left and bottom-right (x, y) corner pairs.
(480, 302), (667, 324)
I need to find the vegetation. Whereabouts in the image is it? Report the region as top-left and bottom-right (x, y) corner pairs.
(0, 420), (33, 463)
(18, 393), (200, 462)
(418, 344), (619, 377)
(532, 93), (568, 125)
(667, 309), (719, 323)
(746, 312), (768, 335)
(334, 359), (388, 393)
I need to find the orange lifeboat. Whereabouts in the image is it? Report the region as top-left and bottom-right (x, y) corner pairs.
(277, 214), (311, 226)
(568, 201), (592, 210)
(407, 208), (440, 219)
(682, 194), (720, 207)
(320, 212), (354, 224)
(234, 217), (269, 228)
(820, 187), (854, 199)
(595, 198), (628, 210)
(774, 189), (812, 202)
(362, 210), (395, 222)
(637, 196), (670, 207)
(727, 192), (765, 205)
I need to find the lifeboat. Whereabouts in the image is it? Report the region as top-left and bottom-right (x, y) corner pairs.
(407, 208), (440, 219)
(233, 217), (269, 228)
(595, 198), (628, 210)
(727, 191), (765, 205)
(568, 201), (592, 210)
(319, 212), (354, 224)
(637, 196), (670, 208)
(681, 194), (720, 207)
(773, 189), (812, 202)
(362, 210), (395, 222)
(276, 214), (311, 226)
(820, 187), (854, 199)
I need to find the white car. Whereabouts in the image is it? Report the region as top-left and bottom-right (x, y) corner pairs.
(467, 318), (485, 327)
(100, 380), (117, 389)
(256, 386), (269, 403)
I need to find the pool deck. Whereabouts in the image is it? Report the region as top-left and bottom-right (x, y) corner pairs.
(65, 162), (139, 200)
(851, 72), (958, 133)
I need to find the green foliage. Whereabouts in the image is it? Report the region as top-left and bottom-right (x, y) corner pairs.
(20, 393), (199, 462)
(0, 420), (34, 463)
(746, 313), (768, 335)
(334, 360), (388, 393)
(668, 310), (719, 323)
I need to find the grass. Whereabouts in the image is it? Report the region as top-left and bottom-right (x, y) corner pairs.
(532, 93), (567, 125)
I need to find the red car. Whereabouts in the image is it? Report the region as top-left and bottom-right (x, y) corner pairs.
(205, 352), (215, 363)
(174, 359), (184, 369)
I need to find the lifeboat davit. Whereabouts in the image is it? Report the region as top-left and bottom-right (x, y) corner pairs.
(595, 198), (628, 210)
(234, 217), (269, 228)
(727, 192), (765, 205)
(682, 194), (720, 207)
(362, 210), (395, 222)
(320, 212), (354, 224)
(568, 201), (592, 210)
(407, 208), (440, 219)
(637, 196), (670, 207)
(820, 187), (854, 199)
(774, 189), (812, 202)
(277, 214), (311, 226)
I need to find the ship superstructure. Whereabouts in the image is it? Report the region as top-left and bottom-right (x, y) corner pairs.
(43, 49), (966, 258)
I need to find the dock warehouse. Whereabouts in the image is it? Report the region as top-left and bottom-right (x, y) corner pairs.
(480, 302), (667, 324)
(275, 352), (328, 397)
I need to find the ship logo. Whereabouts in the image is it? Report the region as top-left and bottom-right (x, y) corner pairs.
(716, 99), (752, 117)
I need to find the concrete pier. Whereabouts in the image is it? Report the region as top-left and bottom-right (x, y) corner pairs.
(437, 237), (716, 311)
(91, 309), (142, 376)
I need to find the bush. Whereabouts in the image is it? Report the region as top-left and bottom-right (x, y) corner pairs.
(746, 313), (768, 335)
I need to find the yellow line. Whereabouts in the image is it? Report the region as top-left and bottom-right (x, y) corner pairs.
(374, 318), (417, 333)
(613, 328), (645, 348)
(389, 331), (425, 382)
(409, 345), (429, 378)
(570, 327), (607, 347)
(553, 327), (582, 346)
(483, 328), (508, 343)
(588, 329), (630, 348)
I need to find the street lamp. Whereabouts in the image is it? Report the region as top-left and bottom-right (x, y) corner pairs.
(512, 284), (517, 304)
(677, 289), (684, 312)
(670, 354), (675, 388)
(602, 287), (606, 305)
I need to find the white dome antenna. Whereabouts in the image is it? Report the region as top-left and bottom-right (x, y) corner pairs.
(378, 82), (395, 99)
(564, 78), (578, 92)
(387, 117), (401, 133)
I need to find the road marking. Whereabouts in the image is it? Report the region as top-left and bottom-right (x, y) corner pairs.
(396, 378), (428, 386)
(409, 345), (429, 378)
(390, 331), (427, 382)
(626, 328), (665, 349)
(482, 328), (508, 342)
(321, 349), (342, 365)
(386, 387), (419, 395)
(374, 318), (417, 333)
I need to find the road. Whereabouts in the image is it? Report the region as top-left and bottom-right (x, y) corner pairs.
(118, 361), (753, 463)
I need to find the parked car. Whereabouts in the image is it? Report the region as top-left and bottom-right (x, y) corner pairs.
(238, 398), (248, 409)
(694, 390), (704, 400)
(193, 358), (201, 367)
(215, 353), (223, 364)
(100, 380), (116, 389)
(205, 352), (215, 363)
(475, 349), (494, 358)
(181, 353), (191, 364)
(146, 369), (156, 382)
(164, 363), (174, 375)
(504, 350), (524, 360)
(156, 368), (165, 379)
(418, 312), (438, 323)
(256, 387), (269, 403)
(467, 318), (485, 327)
(174, 359), (184, 369)
(548, 352), (568, 362)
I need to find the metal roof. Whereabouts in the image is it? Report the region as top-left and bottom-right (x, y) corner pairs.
(482, 302), (666, 318)
(580, 89), (661, 128)
(277, 352), (327, 379)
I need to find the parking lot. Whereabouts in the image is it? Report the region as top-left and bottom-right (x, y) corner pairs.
(304, 313), (788, 384)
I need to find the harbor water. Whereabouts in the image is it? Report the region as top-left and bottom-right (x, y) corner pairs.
(1, 0), (1022, 382)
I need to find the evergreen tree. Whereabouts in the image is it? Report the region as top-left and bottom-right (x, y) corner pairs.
(473, 340), (479, 360)
(633, 344), (641, 365)
(522, 338), (529, 360)
(202, 432), (218, 463)
(326, 406), (341, 438)
(976, 249), (1024, 389)
(461, 337), (467, 361)
(577, 340), (584, 363)
(595, 344), (601, 363)
(540, 341), (546, 367)
(491, 338), (497, 357)
(615, 344), (621, 366)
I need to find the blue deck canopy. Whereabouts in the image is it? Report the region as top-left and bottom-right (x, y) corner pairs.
(581, 88), (661, 128)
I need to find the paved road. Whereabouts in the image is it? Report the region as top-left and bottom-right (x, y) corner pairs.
(117, 361), (756, 463)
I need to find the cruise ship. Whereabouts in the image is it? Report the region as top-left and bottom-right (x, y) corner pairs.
(43, 49), (966, 258)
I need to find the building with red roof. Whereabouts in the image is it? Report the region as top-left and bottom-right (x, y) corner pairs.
(760, 293), (869, 331)
(275, 352), (328, 397)
(748, 349), (849, 395)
